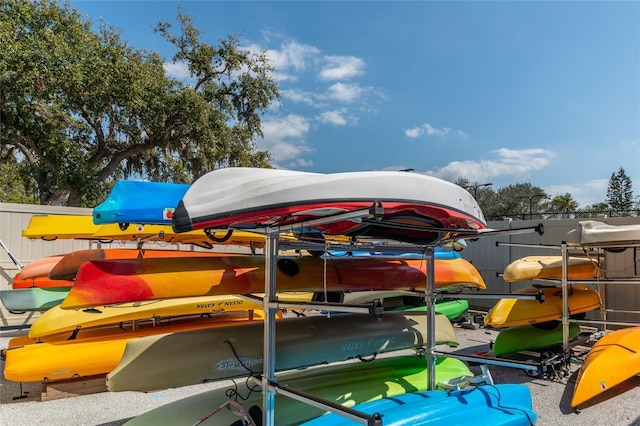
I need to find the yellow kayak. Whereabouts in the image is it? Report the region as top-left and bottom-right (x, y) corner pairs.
(3, 311), (263, 383)
(503, 256), (598, 283)
(571, 326), (640, 407)
(22, 215), (106, 240)
(485, 285), (601, 328)
(28, 292), (313, 338)
(20, 214), (271, 247)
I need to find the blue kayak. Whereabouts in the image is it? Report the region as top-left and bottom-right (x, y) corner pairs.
(325, 247), (461, 260)
(302, 384), (537, 426)
(93, 180), (190, 225)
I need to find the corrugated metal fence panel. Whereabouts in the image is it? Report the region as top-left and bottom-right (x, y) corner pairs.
(0, 203), (95, 327)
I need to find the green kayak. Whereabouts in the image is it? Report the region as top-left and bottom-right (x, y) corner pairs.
(492, 322), (581, 356)
(125, 354), (473, 426)
(0, 287), (72, 312)
(394, 299), (469, 320)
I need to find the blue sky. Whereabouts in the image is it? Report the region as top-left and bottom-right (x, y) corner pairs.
(69, 1), (639, 208)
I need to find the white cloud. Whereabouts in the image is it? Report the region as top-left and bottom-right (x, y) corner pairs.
(319, 110), (348, 126)
(319, 56), (365, 80)
(254, 41), (321, 82)
(281, 89), (327, 108)
(544, 178), (609, 208)
(163, 61), (193, 81)
(325, 82), (363, 102)
(257, 114), (314, 164)
(404, 123), (466, 138)
(427, 148), (555, 182)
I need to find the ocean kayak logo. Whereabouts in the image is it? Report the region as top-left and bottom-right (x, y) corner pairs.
(196, 300), (244, 309)
(163, 208), (175, 220)
(340, 336), (397, 353)
(214, 356), (263, 372)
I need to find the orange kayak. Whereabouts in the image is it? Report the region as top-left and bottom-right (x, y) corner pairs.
(11, 255), (69, 288)
(60, 255), (486, 309)
(12, 275), (73, 289)
(15, 255), (65, 280)
(484, 285), (601, 328)
(571, 326), (640, 407)
(49, 248), (235, 281)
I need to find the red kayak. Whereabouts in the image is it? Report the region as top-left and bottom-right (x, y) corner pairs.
(61, 255), (485, 309)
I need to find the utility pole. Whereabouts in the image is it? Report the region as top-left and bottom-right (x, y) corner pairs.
(465, 182), (493, 199)
(517, 194), (546, 219)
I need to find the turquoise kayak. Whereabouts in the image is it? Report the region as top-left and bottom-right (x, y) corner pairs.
(492, 322), (581, 357)
(302, 383), (537, 426)
(125, 354), (473, 426)
(93, 180), (189, 225)
(0, 287), (72, 312)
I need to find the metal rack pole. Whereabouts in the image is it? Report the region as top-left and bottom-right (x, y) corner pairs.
(561, 242), (569, 351)
(262, 233), (279, 426)
(425, 246), (436, 390)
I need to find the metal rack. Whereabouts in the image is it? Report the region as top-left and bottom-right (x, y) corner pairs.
(230, 212), (545, 426)
(495, 240), (640, 351)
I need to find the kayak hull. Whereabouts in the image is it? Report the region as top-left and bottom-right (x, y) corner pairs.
(0, 287), (72, 312)
(485, 285), (601, 328)
(571, 326), (640, 407)
(48, 248), (233, 281)
(107, 311), (458, 392)
(3, 312), (261, 382)
(172, 168), (486, 244)
(492, 322), (581, 356)
(124, 355), (473, 426)
(92, 180), (189, 225)
(567, 220), (640, 247)
(61, 255), (485, 309)
(302, 384), (537, 426)
(503, 256), (598, 282)
(28, 293), (274, 338)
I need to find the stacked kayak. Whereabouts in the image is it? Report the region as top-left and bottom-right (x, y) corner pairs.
(124, 354), (474, 426)
(0, 286), (72, 312)
(92, 180), (189, 226)
(171, 167), (487, 244)
(503, 256), (598, 282)
(567, 220), (640, 248)
(27, 293), (272, 338)
(301, 383), (537, 426)
(3, 311), (262, 382)
(485, 285), (601, 328)
(492, 322), (581, 357)
(106, 311), (459, 392)
(60, 255), (486, 309)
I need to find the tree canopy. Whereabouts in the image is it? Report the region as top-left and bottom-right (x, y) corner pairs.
(0, 0), (279, 206)
(606, 167), (634, 213)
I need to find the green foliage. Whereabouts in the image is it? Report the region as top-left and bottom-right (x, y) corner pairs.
(606, 167), (633, 215)
(547, 193), (579, 219)
(0, 1), (279, 206)
(458, 179), (548, 221)
(0, 147), (37, 203)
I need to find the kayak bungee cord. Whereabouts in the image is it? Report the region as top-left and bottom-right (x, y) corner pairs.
(482, 384), (537, 426)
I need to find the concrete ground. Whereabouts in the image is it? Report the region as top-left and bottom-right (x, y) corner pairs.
(1, 319), (639, 426)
